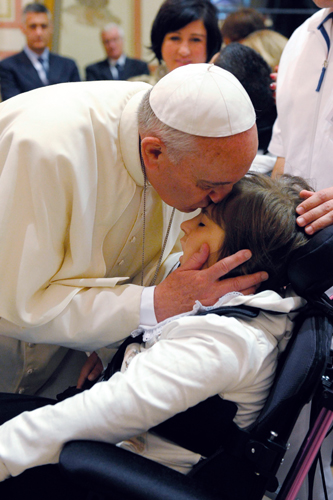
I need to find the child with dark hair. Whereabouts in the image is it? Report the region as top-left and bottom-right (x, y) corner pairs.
(0, 174), (312, 497)
(209, 173), (311, 289)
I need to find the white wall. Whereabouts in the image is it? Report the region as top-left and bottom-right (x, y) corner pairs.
(141, 0), (164, 62)
(0, 0), (30, 57)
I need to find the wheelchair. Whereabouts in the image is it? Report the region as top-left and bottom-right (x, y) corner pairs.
(59, 226), (333, 500)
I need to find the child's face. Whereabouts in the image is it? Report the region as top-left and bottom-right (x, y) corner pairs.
(180, 207), (225, 268)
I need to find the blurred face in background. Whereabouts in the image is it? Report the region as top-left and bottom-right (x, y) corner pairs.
(102, 27), (124, 60)
(22, 12), (52, 55)
(161, 20), (207, 72)
(313, 0), (333, 7)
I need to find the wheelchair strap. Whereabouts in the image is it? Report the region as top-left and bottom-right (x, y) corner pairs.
(103, 304), (264, 381)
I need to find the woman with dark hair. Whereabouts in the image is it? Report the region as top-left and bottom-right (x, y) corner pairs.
(127, 0), (222, 83)
(151, 0), (222, 72)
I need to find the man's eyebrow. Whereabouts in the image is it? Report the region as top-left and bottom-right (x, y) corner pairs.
(197, 180), (232, 187)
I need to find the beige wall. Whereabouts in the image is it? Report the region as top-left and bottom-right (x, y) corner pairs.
(141, 0), (164, 62)
(0, 0), (31, 59)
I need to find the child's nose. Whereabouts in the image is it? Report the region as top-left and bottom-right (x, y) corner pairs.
(180, 221), (189, 234)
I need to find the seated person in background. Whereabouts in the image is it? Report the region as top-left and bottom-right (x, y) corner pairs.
(85, 23), (150, 81)
(0, 173), (311, 495)
(241, 28), (288, 72)
(213, 43), (276, 154)
(221, 7), (266, 45)
(0, 3), (80, 102)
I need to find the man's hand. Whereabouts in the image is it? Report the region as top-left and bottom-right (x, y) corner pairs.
(296, 187), (333, 234)
(154, 244), (268, 322)
(77, 351), (103, 389)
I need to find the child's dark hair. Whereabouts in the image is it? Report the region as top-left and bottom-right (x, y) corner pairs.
(210, 173), (313, 291)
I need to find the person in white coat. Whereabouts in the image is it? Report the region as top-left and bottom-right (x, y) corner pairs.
(0, 173), (312, 498)
(269, 3), (333, 497)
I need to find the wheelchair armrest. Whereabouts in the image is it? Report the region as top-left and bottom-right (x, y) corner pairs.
(59, 440), (220, 500)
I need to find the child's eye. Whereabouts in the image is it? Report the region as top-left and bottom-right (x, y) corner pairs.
(198, 222), (205, 227)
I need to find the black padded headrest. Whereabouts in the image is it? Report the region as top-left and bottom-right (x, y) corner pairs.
(287, 226), (333, 298)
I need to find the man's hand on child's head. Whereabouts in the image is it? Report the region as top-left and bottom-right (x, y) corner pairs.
(296, 187), (333, 235)
(154, 245), (268, 323)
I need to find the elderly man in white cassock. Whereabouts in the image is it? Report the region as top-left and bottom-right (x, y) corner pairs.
(0, 64), (262, 386)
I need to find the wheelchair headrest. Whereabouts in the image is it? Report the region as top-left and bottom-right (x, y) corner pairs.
(287, 226), (333, 298)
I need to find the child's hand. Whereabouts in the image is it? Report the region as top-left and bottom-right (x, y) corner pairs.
(154, 244), (268, 322)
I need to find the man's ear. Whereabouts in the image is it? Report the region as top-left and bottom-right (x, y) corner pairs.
(141, 136), (164, 173)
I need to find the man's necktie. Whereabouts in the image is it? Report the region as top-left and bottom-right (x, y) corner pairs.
(38, 56), (49, 83)
(316, 12), (333, 91)
(115, 62), (124, 80)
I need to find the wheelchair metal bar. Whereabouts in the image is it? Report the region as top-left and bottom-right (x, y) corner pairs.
(276, 408), (333, 500)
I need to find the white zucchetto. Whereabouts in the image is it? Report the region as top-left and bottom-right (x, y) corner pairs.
(149, 63), (256, 137)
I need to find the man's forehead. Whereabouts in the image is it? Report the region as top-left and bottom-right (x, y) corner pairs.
(103, 29), (121, 39)
(192, 154), (251, 186)
(25, 13), (50, 25)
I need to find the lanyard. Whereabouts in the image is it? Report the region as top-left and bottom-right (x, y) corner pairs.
(316, 12), (333, 92)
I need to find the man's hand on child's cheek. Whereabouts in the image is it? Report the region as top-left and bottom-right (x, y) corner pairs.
(296, 187), (333, 235)
(154, 246), (268, 322)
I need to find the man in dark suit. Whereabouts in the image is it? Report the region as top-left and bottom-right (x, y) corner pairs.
(85, 23), (150, 81)
(0, 3), (80, 102)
